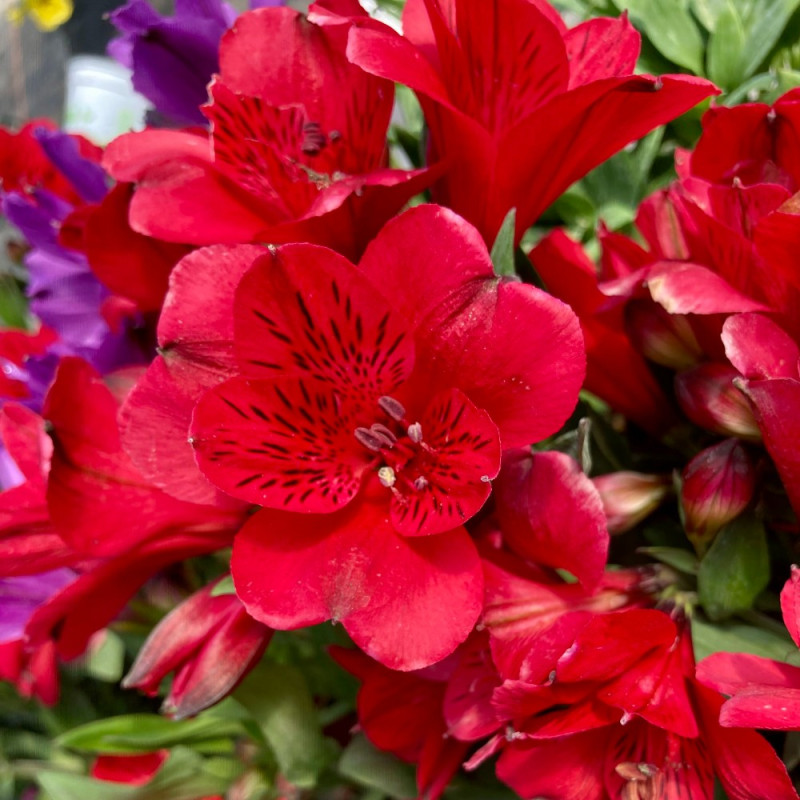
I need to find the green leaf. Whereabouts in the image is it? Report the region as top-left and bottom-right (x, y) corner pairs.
(776, 67), (800, 92)
(739, 0), (800, 80)
(83, 631), (125, 683)
(0, 275), (29, 328)
(692, 613), (798, 664)
(613, 0), (705, 73)
(691, 0), (736, 30)
(707, 4), (747, 88)
(490, 208), (517, 277)
(338, 734), (417, 799)
(56, 714), (243, 754)
(638, 546), (699, 575)
(37, 748), (233, 800)
(233, 662), (331, 788)
(697, 515), (770, 621)
(209, 575), (236, 597)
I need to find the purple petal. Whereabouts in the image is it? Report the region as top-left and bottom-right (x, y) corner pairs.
(0, 570), (75, 643)
(108, 0), (237, 126)
(33, 129), (109, 204)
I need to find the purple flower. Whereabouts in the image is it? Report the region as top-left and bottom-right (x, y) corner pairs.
(0, 570), (75, 644)
(108, 0), (238, 127)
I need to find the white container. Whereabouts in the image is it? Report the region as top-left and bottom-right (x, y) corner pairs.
(64, 55), (150, 145)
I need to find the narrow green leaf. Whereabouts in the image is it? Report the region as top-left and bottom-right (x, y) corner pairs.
(739, 0), (800, 80)
(697, 515), (770, 621)
(56, 714), (242, 754)
(691, 0), (735, 31)
(490, 208), (517, 277)
(614, 0), (705, 73)
(707, 4), (747, 88)
(338, 734), (417, 800)
(234, 662), (330, 788)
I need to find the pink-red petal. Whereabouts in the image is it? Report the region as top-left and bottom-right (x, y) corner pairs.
(231, 499), (483, 670)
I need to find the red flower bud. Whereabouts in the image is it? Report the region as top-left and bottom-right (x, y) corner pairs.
(674, 363), (761, 440)
(681, 439), (757, 553)
(123, 580), (272, 719)
(625, 300), (703, 369)
(592, 471), (671, 534)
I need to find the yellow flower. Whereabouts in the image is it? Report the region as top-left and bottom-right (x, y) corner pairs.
(8, 0), (74, 31)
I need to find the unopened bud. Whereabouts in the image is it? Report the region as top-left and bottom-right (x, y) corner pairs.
(625, 300), (703, 369)
(593, 471), (671, 534)
(681, 438), (756, 554)
(674, 363), (761, 440)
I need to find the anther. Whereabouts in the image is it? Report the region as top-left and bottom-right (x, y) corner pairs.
(407, 422), (423, 443)
(301, 121), (326, 156)
(354, 427), (384, 452)
(413, 476), (428, 490)
(370, 423), (397, 447)
(378, 395), (406, 421)
(378, 466), (396, 487)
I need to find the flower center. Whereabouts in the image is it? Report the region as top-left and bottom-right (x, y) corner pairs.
(353, 396), (435, 500)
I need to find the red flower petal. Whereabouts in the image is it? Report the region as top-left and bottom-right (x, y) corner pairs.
(781, 566), (800, 648)
(192, 375), (370, 511)
(738, 377), (800, 515)
(698, 651), (800, 695)
(563, 14), (639, 88)
(495, 729), (606, 800)
(723, 313), (800, 380)
(233, 243), (415, 396)
(496, 75), (717, 242)
(84, 183), (191, 313)
(691, 680), (798, 800)
(45, 358), (240, 557)
(120, 245), (264, 505)
(495, 450), (609, 590)
(231, 500), (483, 670)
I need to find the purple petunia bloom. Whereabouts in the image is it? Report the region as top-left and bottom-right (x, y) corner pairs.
(107, 0), (237, 127)
(107, 0), (285, 127)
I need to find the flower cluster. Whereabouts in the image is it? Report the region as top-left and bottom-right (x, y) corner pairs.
(2, 0), (800, 798)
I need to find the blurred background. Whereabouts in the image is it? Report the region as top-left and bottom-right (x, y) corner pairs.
(0, 0), (253, 130)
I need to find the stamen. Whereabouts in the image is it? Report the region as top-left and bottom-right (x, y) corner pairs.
(413, 476), (428, 490)
(407, 422), (423, 443)
(301, 121), (326, 156)
(354, 427), (384, 452)
(378, 395), (406, 421)
(378, 466), (396, 487)
(370, 423), (397, 446)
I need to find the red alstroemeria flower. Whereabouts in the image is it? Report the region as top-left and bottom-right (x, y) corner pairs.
(463, 608), (797, 800)
(104, 6), (435, 260)
(339, 0), (718, 244)
(698, 565), (800, 730)
(182, 205), (584, 669)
